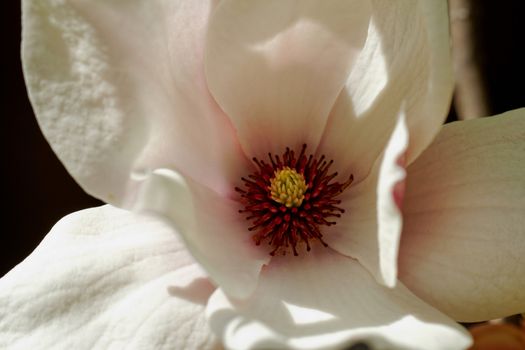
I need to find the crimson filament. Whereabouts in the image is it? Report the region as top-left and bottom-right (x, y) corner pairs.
(235, 144), (353, 256)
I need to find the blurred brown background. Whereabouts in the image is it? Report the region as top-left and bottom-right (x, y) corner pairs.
(2, 1), (524, 276)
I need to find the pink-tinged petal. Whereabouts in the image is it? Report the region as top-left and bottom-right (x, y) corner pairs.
(22, 0), (246, 206)
(206, 248), (471, 350)
(323, 111), (408, 287)
(318, 0), (453, 181)
(134, 169), (270, 299)
(205, 0), (371, 158)
(0, 205), (218, 349)
(399, 109), (525, 322)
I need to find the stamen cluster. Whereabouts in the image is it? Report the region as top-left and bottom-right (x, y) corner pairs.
(235, 144), (353, 256)
(269, 167), (308, 208)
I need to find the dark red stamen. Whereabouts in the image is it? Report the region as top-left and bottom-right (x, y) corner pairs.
(235, 144), (353, 256)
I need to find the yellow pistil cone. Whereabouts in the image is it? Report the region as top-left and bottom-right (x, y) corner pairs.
(269, 167), (308, 208)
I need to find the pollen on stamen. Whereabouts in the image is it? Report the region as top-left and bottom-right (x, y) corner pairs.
(235, 144), (353, 257)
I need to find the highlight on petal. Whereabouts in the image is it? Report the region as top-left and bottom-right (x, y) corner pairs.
(134, 169), (270, 299)
(0, 205), (217, 350)
(22, 0), (246, 206)
(323, 111), (408, 287)
(205, 0), (371, 158)
(399, 109), (525, 322)
(206, 248), (471, 350)
(318, 0), (453, 181)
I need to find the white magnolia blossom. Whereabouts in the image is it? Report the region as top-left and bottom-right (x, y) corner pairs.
(1, 0), (524, 349)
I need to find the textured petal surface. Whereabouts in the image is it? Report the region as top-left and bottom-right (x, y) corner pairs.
(0, 205), (218, 350)
(318, 0), (453, 183)
(134, 169), (270, 299)
(205, 0), (371, 158)
(399, 109), (525, 322)
(22, 0), (246, 205)
(323, 111), (408, 287)
(207, 248), (471, 350)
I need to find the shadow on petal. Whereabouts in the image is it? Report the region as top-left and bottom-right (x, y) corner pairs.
(168, 277), (216, 306)
(207, 248), (471, 350)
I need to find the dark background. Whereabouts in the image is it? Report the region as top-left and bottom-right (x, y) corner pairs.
(2, 3), (103, 276)
(2, 1), (524, 276)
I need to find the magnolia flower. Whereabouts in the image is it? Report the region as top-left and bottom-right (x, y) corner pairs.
(1, 1), (524, 349)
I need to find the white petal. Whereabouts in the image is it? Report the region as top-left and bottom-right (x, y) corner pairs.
(205, 0), (371, 158)
(323, 111), (408, 287)
(318, 0), (453, 181)
(399, 109), (525, 322)
(0, 205), (218, 349)
(207, 248), (471, 350)
(22, 0), (246, 205)
(134, 169), (270, 299)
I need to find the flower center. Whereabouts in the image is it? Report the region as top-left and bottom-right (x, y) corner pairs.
(269, 167), (308, 208)
(235, 144), (353, 256)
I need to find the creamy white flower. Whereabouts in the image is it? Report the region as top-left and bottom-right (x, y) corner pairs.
(2, 0), (524, 349)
